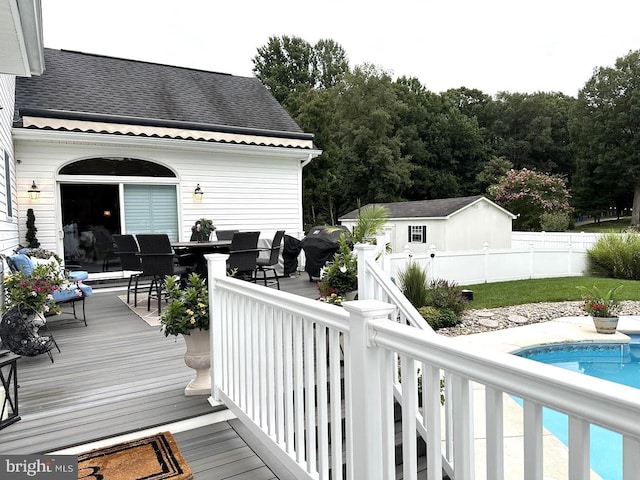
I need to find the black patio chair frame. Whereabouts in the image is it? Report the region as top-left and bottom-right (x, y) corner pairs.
(255, 230), (285, 289)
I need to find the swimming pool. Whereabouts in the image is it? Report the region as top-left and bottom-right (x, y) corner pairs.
(515, 337), (640, 480)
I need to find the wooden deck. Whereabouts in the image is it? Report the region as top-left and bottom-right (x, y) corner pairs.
(0, 272), (318, 479)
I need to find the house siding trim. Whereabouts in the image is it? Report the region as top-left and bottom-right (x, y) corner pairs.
(12, 127), (321, 160)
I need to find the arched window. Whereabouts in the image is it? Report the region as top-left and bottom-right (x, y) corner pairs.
(59, 158), (176, 177)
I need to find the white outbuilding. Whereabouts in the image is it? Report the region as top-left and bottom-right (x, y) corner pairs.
(338, 195), (516, 253)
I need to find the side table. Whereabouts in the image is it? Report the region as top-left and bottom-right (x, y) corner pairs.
(0, 352), (20, 430)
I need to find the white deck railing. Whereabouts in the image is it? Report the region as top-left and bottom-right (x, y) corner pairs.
(206, 251), (640, 480)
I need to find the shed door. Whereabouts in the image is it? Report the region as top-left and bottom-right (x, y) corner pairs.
(123, 185), (179, 240)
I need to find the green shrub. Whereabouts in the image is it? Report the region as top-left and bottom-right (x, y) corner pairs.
(540, 212), (570, 232)
(418, 306), (460, 330)
(425, 279), (468, 316)
(587, 232), (640, 280)
(397, 262), (429, 308)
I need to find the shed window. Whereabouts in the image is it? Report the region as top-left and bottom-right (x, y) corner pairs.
(408, 225), (427, 243)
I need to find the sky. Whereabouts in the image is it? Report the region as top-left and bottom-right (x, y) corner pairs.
(42, 0), (640, 97)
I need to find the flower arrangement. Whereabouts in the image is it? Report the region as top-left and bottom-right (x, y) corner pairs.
(160, 273), (209, 336)
(190, 218), (215, 241)
(577, 284), (623, 318)
(3, 262), (65, 315)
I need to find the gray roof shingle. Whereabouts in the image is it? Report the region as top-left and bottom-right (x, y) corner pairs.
(14, 49), (305, 136)
(339, 195), (503, 220)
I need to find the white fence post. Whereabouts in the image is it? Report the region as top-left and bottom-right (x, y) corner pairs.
(343, 300), (396, 480)
(205, 253), (229, 404)
(429, 244), (436, 283)
(483, 242), (489, 283)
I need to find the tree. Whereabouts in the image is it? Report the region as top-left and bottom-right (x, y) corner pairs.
(313, 39), (349, 89)
(252, 35), (317, 105)
(485, 92), (575, 179)
(252, 36), (349, 111)
(331, 65), (413, 214)
(476, 156), (513, 194)
(571, 49), (640, 226)
(489, 168), (571, 231)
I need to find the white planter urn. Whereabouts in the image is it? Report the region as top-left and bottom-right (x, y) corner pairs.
(592, 316), (619, 334)
(182, 328), (211, 396)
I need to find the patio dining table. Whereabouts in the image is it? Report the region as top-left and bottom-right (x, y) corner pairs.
(171, 240), (232, 278)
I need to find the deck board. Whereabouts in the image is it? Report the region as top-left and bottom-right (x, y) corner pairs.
(0, 272), (318, 478)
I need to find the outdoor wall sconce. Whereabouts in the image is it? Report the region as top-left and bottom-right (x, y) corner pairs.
(193, 184), (204, 202)
(27, 180), (40, 200)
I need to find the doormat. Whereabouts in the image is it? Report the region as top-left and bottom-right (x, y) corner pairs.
(77, 432), (192, 480)
(118, 294), (161, 327)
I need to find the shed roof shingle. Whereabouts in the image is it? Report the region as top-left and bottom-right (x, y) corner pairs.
(14, 49), (306, 137)
(339, 195), (505, 220)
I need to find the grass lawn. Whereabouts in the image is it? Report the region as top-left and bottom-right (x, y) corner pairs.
(576, 217), (631, 233)
(461, 276), (640, 309)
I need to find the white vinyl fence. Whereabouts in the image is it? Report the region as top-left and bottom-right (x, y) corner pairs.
(511, 231), (603, 249)
(388, 245), (588, 286)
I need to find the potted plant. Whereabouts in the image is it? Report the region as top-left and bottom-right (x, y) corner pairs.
(190, 218), (215, 242)
(3, 262), (65, 318)
(160, 272), (211, 395)
(317, 234), (358, 303)
(577, 284), (623, 334)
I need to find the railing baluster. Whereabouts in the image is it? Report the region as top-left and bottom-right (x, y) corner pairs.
(381, 350), (395, 479)
(485, 387), (504, 480)
(251, 299), (260, 421)
(401, 356), (418, 480)
(237, 296), (252, 412)
(293, 317), (305, 465)
(623, 435), (640, 479)
(329, 329), (343, 480)
(424, 364), (442, 480)
(266, 305), (275, 436)
(523, 399), (543, 480)
(274, 309), (284, 444)
(316, 325), (329, 479)
(304, 319), (317, 473)
(568, 415), (589, 479)
(284, 313), (294, 454)
(258, 303), (267, 428)
(452, 373), (474, 479)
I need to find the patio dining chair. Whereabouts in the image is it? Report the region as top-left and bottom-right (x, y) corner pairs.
(113, 234), (144, 306)
(226, 231), (260, 282)
(215, 229), (239, 241)
(255, 230), (285, 289)
(136, 234), (191, 314)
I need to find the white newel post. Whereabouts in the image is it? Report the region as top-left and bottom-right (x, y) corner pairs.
(356, 243), (377, 301)
(343, 300), (396, 480)
(205, 253), (229, 406)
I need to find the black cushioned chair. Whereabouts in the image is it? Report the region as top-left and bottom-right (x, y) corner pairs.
(113, 234), (144, 306)
(255, 230), (285, 289)
(136, 234), (191, 313)
(227, 231), (260, 281)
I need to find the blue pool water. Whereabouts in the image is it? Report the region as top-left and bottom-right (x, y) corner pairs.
(515, 336), (640, 480)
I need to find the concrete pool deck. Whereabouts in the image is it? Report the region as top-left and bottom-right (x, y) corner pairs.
(447, 316), (640, 480)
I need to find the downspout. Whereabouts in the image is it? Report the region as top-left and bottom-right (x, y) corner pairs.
(301, 153), (313, 168)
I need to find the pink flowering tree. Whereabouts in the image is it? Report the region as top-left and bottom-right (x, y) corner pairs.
(489, 168), (572, 231)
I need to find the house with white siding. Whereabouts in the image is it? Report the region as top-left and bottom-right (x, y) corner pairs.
(11, 48), (320, 277)
(339, 195), (516, 253)
(0, 0), (44, 255)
